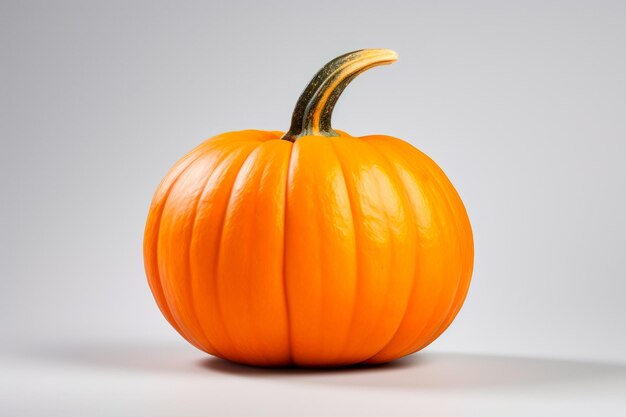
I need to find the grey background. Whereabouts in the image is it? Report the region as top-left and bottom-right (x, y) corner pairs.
(2, 1), (625, 416)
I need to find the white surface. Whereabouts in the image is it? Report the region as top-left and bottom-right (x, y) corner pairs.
(2, 344), (625, 417)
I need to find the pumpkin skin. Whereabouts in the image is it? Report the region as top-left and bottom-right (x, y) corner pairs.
(144, 50), (473, 367)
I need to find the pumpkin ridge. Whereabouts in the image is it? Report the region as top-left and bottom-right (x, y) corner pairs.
(186, 147), (249, 360)
(381, 138), (469, 358)
(389, 143), (459, 357)
(281, 139), (295, 365)
(188, 140), (265, 362)
(358, 137), (421, 362)
(213, 141), (269, 364)
(217, 139), (293, 364)
(407, 153), (473, 355)
(420, 148), (474, 335)
(157, 139), (261, 353)
(325, 137), (362, 364)
(151, 150), (209, 351)
(332, 136), (416, 362)
(357, 137), (460, 361)
(183, 154), (222, 355)
(145, 158), (192, 327)
(408, 160), (467, 354)
(148, 137), (250, 346)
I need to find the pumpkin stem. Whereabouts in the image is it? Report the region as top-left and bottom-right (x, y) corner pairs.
(281, 49), (398, 142)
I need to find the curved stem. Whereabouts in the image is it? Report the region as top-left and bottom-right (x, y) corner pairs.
(281, 49), (398, 142)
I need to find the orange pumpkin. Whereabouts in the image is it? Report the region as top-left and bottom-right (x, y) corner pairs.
(144, 49), (473, 367)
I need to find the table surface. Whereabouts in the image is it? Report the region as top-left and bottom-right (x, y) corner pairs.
(2, 343), (625, 417)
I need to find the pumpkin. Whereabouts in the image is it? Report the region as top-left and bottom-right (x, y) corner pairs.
(144, 49), (473, 367)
